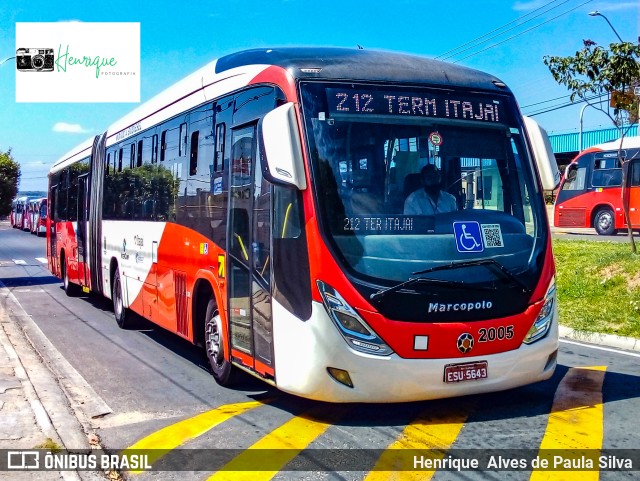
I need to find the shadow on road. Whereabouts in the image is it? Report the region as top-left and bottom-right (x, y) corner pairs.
(0, 275), (62, 288)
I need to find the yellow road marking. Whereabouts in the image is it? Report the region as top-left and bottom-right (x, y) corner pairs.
(530, 366), (606, 481)
(206, 406), (345, 481)
(365, 404), (472, 481)
(124, 400), (265, 474)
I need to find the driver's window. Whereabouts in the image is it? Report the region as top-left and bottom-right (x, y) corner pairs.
(562, 165), (586, 191)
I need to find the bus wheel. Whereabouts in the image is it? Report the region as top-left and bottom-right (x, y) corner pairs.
(112, 270), (130, 329)
(62, 259), (79, 296)
(594, 208), (615, 235)
(204, 298), (236, 385)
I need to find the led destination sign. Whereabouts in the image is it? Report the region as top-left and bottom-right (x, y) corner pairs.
(326, 88), (503, 123)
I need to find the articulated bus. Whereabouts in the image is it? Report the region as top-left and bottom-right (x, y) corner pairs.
(48, 48), (560, 402)
(555, 136), (640, 235)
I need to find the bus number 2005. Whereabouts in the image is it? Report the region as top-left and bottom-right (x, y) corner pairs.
(478, 325), (514, 342)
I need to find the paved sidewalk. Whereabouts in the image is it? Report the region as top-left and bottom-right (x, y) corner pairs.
(0, 285), (105, 481)
(0, 308), (77, 480)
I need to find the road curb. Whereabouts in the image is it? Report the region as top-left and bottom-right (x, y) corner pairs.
(559, 325), (640, 352)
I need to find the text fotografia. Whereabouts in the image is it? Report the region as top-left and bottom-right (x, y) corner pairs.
(55, 44), (118, 78)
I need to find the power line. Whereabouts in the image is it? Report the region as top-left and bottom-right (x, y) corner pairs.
(524, 93), (607, 116)
(436, 0), (564, 59)
(439, 0), (573, 61)
(451, 0), (593, 63)
(520, 94), (572, 109)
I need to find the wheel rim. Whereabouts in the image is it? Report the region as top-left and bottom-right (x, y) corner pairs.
(206, 314), (224, 368)
(114, 279), (123, 319)
(63, 263), (69, 290)
(598, 212), (613, 231)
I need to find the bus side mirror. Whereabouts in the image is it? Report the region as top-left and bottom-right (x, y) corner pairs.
(522, 116), (560, 190)
(258, 103), (307, 190)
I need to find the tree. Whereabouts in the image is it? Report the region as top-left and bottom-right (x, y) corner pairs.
(0, 149), (20, 217)
(544, 40), (640, 252)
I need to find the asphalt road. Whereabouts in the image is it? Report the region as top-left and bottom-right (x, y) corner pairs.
(0, 221), (638, 481)
(551, 227), (640, 242)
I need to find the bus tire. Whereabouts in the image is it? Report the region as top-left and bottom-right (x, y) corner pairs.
(112, 269), (130, 329)
(61, 257), (79, 296)
(594, 208), (615, 235)
(204, 298), (236, 385)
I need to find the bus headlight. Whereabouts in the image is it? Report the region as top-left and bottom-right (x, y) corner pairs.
(523, 277), (556, 344)
(317, 280), (394, 356)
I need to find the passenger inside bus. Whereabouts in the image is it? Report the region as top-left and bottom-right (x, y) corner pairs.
(403, 164), (458, 215)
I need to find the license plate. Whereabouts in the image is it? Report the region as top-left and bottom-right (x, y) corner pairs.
(444, 361), (488, 383)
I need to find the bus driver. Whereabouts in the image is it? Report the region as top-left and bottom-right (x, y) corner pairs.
(404, 164), (457, 215)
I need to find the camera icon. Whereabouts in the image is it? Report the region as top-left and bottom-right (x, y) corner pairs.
(16, 48), (54, 72)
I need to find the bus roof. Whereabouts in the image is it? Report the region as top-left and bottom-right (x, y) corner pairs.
(51, 47), (511, 173)
(215, 47), (507, 87)
(586, 135), (640, 153)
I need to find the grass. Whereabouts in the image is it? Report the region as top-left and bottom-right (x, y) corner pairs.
(33, 438), (63, 452)
(553, 239), (640, 338)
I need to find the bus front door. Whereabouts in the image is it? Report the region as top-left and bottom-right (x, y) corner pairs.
(77, 174), (90, 290)
(227, 126), (274, 376)
(49, 187), (58, 273)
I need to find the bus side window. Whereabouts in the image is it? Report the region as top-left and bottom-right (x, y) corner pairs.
(137, 139), (143, 167)
(632, 158), (640, 186)
(561, 164), (586, 191)
(152, 134), (158, 164)
(129, 143), (136, 169)
(179, 123), (187, 157)
(272, 184), (310, 320)
(160, 131), (167, 161)
(189, 131), (199, 175)
(273, 186), (301, 239)
(215, 123), (225, 172)
(57, 170), (68, 221)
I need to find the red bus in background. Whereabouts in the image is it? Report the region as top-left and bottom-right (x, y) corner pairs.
(48, 48), (560, 402)
(23, 200), (33, 232)
(554, 136), (640, 235)
(30, 198), (47, 236)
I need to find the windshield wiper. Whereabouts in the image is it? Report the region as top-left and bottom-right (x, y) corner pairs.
(369, 258), (530, 304)
(413, 258), (531, 294)
(370, 276), (495, 303)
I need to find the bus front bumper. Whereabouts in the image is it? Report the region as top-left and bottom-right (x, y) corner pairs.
(272, 301), (558, 403)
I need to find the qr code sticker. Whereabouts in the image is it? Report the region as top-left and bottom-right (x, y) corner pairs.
(481, 224), (504, 248)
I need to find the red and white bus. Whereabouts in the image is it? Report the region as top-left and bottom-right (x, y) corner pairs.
(48, 48), (559, 402)
(30, 197), (47, 236)
(11, 196), (28, 230)
(555, 136), (640, 235)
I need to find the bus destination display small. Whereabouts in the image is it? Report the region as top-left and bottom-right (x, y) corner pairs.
(326, 88), (503, 123)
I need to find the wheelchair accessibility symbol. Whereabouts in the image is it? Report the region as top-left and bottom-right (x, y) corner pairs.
(453, 221), (484, 253)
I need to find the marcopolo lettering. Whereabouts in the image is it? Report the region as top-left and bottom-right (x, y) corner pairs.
(428, 300), (493, 313)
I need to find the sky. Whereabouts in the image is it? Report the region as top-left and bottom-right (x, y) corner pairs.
(0, 0), (638, 191)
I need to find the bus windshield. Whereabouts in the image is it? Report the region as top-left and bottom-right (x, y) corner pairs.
(300, 82), (545, 286)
